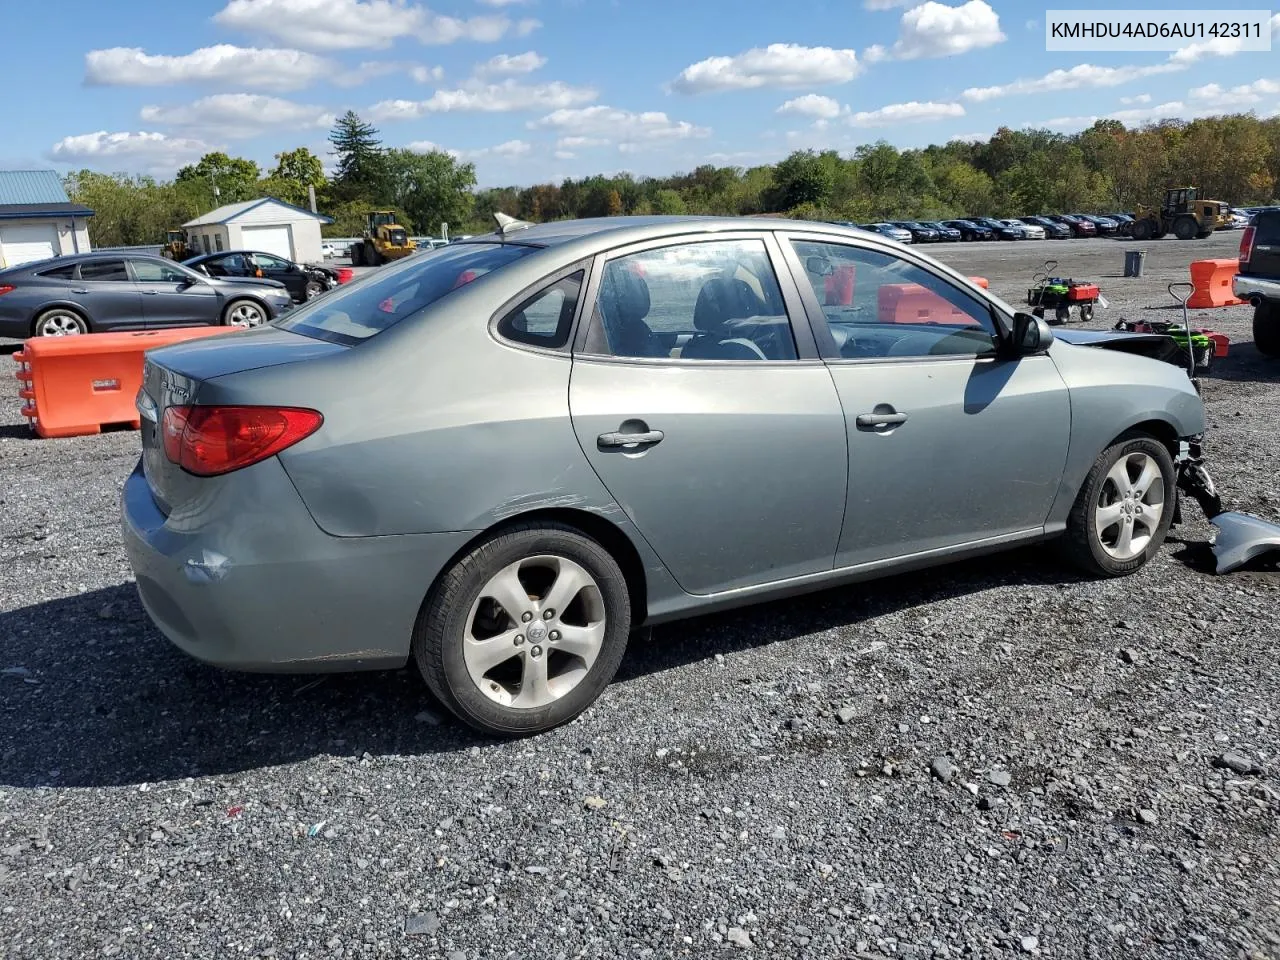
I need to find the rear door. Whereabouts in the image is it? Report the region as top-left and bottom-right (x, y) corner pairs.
(1247, 211), (1280, 278)
(129, 258), (218, 326)
(249, 253), (304, 299)
(568, 232), (849, 596)
(73, 258), (146, 329)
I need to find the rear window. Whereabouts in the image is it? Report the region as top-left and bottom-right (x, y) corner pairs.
(37, 264), (77, 279)
(1255, 211), (1280, 243)
(275, 242), (537, 343)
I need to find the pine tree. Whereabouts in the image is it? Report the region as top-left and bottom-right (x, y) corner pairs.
(328, 111), (386, 202)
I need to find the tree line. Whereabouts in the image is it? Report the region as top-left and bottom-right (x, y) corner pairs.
(66, 111), (1280, 249)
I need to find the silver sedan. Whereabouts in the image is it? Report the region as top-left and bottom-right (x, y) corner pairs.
(122, 215), (1205, 734)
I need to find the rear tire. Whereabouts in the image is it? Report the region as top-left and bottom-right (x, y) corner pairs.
(412, 522), (632, 736)
(1060, 436), (1175, 577)
(1254, 300), (1280, 357)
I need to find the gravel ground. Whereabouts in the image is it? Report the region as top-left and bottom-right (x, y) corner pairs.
(2, 231), (1279, 960)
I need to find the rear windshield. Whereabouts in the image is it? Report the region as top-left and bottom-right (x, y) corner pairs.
(1255, 211), (1280, 243)
(275, 241), (537, 343)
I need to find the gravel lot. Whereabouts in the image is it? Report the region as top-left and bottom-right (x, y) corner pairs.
(2, 231), (1278, 960)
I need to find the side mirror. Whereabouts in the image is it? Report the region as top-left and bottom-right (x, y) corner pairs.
(1011, 312), (1054, 355)
(807, 256), (834, 276)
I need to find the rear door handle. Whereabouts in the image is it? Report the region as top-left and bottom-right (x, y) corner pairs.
(598, 429), (664, 448)
(141, 289), (158, 295)
(856, 412), (909, 428)
(71, 288), (89, 294)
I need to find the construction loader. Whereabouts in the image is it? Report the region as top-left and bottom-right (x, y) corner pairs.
(1129, 187), (1228, 241)
(349, 211), (416, 266)
(160, 230), (194, 261)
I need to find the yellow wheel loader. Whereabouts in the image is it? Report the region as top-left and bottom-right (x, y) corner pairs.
(1129, 187), (1227, 241)
(349, 211), (417, 266)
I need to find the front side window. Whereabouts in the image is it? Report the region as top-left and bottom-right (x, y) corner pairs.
(276, 241), (538, 344)
(586, 239), (797, 361)
(251, 253), (291, 271)
(496, 271), (583, 348)
(131, 259), (189, 282)
(79, 259), (128, 282)
(789, 239), (998, 360)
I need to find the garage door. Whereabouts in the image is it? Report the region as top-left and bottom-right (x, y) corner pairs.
(0, 222), (58, 268)
(240, 225), (294, 261)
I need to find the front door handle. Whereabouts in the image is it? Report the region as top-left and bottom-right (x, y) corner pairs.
(856, 412), (909, 428)
(141, 289), (158, 295)
(71, 288), (89, 294)
(598, 429), (664, 448)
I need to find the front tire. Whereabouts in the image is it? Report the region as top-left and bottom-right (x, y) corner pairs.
(1173, 217), (1197, 240)
(1131, 219), (1154, 241)
(1254, 300), (1280, 357)
(1061, 436), (1175, 577)
(413, 522), (632, 735)
(222, 298), (267, 328)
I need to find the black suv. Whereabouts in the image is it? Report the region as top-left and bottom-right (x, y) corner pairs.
(1236, 210), (1280, 356)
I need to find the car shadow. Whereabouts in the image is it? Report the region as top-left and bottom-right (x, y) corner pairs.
(0, 546), (1087, 789)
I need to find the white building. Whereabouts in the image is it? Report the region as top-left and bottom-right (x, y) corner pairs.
(182, 198), (333, 264)
(0, 170), (93, 269)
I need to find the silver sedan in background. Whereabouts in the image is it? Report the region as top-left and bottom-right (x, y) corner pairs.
(122, 215), (1205, 735)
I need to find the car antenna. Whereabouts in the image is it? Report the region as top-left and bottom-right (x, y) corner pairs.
(493, 212), (533, 241)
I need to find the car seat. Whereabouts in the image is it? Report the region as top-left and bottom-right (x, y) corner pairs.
(599, 262), (662, 357)
(683, 277), (769, 360)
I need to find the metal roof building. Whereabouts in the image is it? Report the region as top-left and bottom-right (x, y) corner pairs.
(0, 170), (94, 268)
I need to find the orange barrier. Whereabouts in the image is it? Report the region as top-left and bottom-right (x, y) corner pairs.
(1188, 259), (1245, 309)
(14, 328), (231, 439)
(878, 279), (992, 325)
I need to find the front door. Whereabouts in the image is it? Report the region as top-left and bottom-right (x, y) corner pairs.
(568, 235), (848, 596)
(129, 258), (218, 326)
(781, 235), (1072, 568)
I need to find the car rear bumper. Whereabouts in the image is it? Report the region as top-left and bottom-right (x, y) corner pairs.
(1233, 273), (1280, 304)
(120, 457), (475, 673)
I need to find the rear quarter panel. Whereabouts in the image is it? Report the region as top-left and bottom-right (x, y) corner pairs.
(1044, 339), (1206, 527)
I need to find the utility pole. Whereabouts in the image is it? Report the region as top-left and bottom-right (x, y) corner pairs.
(309, 184), (318, 213)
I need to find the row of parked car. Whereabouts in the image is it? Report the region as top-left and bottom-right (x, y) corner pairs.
(842, 209), (1258, 244)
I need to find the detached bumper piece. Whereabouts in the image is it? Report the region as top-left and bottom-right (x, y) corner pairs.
(1175, 439), (1280, 574)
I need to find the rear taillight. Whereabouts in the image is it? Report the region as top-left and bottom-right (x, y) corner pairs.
(161, 405), (322, 476)
(0, 285), (14, 296)
(1240, 225), (1256, 263)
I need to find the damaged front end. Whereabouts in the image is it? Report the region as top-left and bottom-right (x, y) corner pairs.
(1173, 437), (1280, 574)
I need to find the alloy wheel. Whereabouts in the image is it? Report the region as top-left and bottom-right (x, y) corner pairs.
(462, 555), (606, 709)
(1094, 452), (1165, 561)
(227, 302), (266, 327)
(37, 311), (85, 336)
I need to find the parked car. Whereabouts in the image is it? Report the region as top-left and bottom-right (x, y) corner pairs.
(183, 250), (339, 303)
(942, 219), (995, 241)
(919, 221), (962, 241)
(970, 217), (1025, 240)
(860, 222), (913, 243)
(1106, 213), (1136, 236)
(321, 242), (341, 258)
(122, 214), (1207, 735)
(0, 252), (294, 338)
(1076, 214), (1118, 236)
(890, 221), (941, 243)
(1235, 209), (1280, 356)
(1002, 218), (1044, 240)
(1019, 216), (1072, 239)
(1047, 214), (1097, 238)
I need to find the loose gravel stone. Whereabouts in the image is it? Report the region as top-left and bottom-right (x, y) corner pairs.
(930, 757), (957, 783)
(1214, 752), (1260, 775)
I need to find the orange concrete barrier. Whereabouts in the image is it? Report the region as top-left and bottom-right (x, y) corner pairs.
(1188, 259), (1245, 309)
(14, 328), (232, 438)
(878, 279), (991, 325)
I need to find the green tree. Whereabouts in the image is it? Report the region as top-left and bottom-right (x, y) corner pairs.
(260, 147), (326, 207)
(384, 147), (477, 234)
(605, 189), (623, 216)
(175, 152), (261, 206)
(652, 189), (687, 215)
(328, 110), (387, 203)
(772, 150), (834, 210)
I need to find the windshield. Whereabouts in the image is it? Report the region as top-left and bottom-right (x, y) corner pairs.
(275, 241), (538, 344)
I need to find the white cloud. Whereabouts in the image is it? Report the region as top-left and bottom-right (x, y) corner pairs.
(871, 0), (1006, 61)
(405, 139), (461, 158)
(84, 44), (332, 91)
(1042, 100), (1189, 131)
(554, 150), (576, 160)
(849, 100), (965, 126)
(405, 137), (532, 160)
(475, 51), (545, 76)
(669, 43), (861, 94)
(212, 0), (530, 49)
(140, 94), (334, 138)
(48, 131), (215, 173)
(1188, 78), (1280, 108)
(1119, 93), (1152, 105)
(410, 64), (446, 82)
(514, 18), (540, 36)
(777, 94), (844, 119)
(1171, 13), (1280, 62)
(963, 62), (1183, 101)
(371, 78), (596, 118)
(556, 136), (609, 149)
(531, 106), (709, 151)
